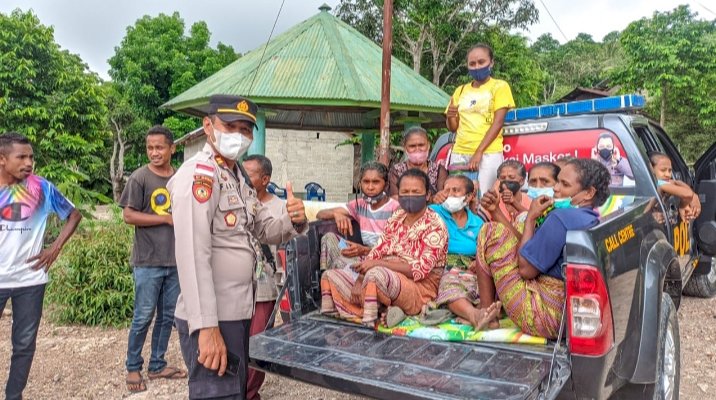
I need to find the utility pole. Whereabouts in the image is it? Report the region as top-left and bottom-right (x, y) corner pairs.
(377, 0), (393, 166)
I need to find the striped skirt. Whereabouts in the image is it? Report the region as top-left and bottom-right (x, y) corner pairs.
(475, 222), (565, 339)
(320, 265), (441, 324)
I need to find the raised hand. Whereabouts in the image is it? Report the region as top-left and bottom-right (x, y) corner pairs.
(480, 189), (500, 215)
(527, 195), (553, 220)
(446, 97), (459, 119)
(432, 189), (449, 205)
(285, 181), (307, 225)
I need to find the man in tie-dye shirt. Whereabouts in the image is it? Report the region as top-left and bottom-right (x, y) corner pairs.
(0, 132), (82, 400)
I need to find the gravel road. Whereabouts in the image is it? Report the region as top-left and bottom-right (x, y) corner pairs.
(1, 295), (714, 399)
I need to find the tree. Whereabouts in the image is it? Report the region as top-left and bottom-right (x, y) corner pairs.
(612, 5), (716, 161)
(336, 0), (538, 86)
(108, 13), (239, 126)
(104, 83), (150, 202)
(443, 28), (543, 106)
(532, 32), (624, 103)
(108, 13), (240, 178)
(0, 9), (110, 206)
(614, 5), (716, 127)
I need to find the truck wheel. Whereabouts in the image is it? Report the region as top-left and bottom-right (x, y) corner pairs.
(683, 257), (716, 298)
(654, 293), (680, 400)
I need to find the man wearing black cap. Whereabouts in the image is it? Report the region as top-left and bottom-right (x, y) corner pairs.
(168, 94), (308, 399)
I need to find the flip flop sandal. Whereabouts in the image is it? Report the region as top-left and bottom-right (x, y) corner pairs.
(126, 375), (147, 393)
(385, 306), (406, 328)
(148, 366), (187, 380)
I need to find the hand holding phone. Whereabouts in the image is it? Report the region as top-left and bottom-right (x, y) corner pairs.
(338, 237), (348, 250)
(225, 350), (242, 377)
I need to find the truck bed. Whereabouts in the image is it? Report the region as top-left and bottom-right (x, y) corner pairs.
(250, 314), (570, 400)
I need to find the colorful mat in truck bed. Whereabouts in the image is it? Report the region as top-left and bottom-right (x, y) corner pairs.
(377, 317), (547, 345)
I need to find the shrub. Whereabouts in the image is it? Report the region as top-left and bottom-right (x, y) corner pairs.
(46, 206), (135, 327)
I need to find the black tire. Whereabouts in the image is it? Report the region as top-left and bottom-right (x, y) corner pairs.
(654, 293), (680, 400)
(683, 257), (716, 298)
(613, 294), (680, 400)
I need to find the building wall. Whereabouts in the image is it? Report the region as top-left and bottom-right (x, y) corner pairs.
(182, 129), (355, 202)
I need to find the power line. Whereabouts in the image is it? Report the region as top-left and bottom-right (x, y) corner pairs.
(538, 0), (569, 42)
(693, 0), (716, 17)
(248, 0), (286, 94)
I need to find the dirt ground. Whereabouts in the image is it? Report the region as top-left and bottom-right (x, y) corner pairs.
(1, 295), (714, 399)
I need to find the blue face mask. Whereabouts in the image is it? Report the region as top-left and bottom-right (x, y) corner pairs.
(657, 179), (668, 187)
(527, 186), (555, 200)
(553, 197), (575, 209)
(468, 65), (491, 81)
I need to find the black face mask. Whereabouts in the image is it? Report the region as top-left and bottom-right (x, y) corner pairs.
(399, 195), (427, 213)
(599, 148), (613, 161)
(499, 180), (521, 195)
(362, 191), (386, 205)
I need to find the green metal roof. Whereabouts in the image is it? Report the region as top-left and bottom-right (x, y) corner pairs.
(163, 5), (450, 120)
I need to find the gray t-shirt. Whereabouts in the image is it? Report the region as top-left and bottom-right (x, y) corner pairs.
(119, 165), (176, 267)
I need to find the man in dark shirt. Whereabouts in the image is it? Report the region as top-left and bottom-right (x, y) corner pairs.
(591, 133), (633, 186)
(119, 126), (186, 392)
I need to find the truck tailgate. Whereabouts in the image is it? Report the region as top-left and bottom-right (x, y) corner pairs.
(250, 317), (570, 400)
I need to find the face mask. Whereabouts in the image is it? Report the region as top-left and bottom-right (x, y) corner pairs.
(598, 148), (613, 161)
(500, 180), (521, 195)
(399, 195), (427, 214)
(407, 150), (428, 165)
(441, 196), (467, 213)
(553, 197), (575, 210)
(468, 65), (491, 81)
(363, 191), (386, 205)
(211, 123), (252, 160)
(657, 179), (668, 187)
(526, 186), (555, 200)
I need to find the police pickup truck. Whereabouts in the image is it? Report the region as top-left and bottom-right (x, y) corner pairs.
(249, 95), (716, 399)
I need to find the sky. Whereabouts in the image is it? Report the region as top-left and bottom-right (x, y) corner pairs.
(1, 0), (714, 80)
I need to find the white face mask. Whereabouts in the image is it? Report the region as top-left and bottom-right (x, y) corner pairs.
(441, 196), (467, 213)
(211, 122), (252, 160)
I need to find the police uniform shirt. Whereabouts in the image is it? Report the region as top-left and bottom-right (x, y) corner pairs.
(168, 143), (303, 334)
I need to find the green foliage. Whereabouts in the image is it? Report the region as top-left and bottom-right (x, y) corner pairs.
(612, 5), (716, 162)
(445, 28), (543, 106)
(0, 9), (110, 207)
(46, 207), (135, 327)
(336, 0), (538, 87)
(107, 12), (240, 180)
(108, 12), (239, 126)
(532, 32), (624, 103)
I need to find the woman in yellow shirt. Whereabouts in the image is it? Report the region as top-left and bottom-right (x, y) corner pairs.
(446, 44), (515, 198)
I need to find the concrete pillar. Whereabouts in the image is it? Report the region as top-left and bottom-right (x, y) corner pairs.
(248, 110), (266, 155)
(360, 131), (376, 164)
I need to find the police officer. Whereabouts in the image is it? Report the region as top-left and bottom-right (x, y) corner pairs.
(168, 95), (307, 399)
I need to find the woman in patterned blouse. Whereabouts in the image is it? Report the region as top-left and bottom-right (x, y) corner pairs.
(388, 127), (448, 198)
(320, 168), (449, 326)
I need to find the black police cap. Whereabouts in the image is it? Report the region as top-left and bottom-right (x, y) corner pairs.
(208, 94), (258, 124)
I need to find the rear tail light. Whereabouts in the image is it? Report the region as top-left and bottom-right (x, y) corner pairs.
(566, 263), (614, 356)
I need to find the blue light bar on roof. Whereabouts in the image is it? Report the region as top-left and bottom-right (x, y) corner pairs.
(504, 94), (645, 123)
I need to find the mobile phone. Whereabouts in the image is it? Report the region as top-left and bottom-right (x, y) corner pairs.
(338, 238), (349, 250)
(225, 350), (242, 377)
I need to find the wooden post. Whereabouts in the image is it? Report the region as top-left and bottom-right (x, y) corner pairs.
(377, 0), (393, 166)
